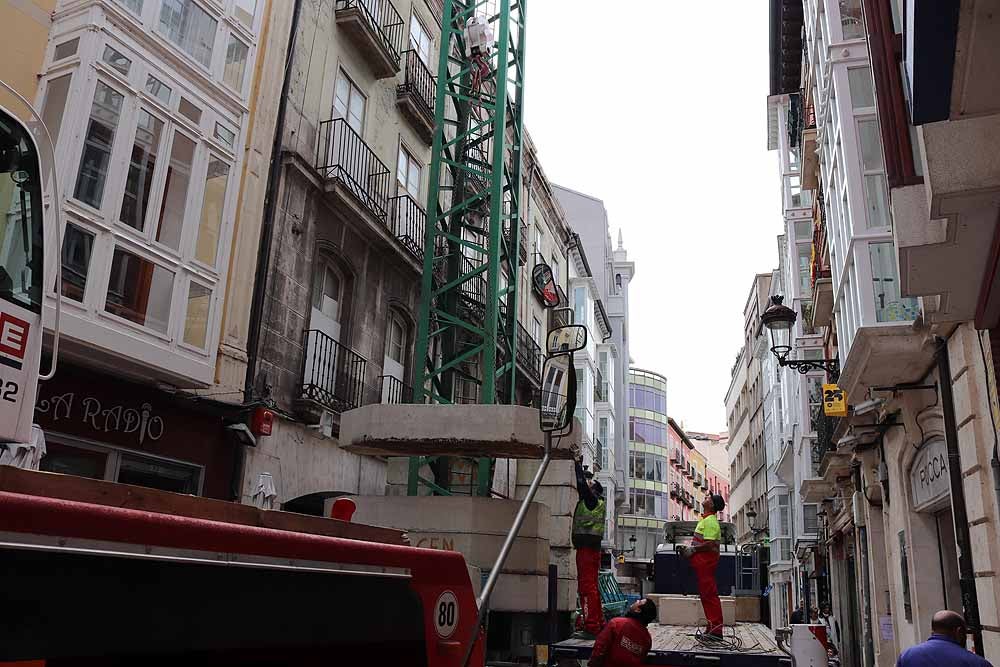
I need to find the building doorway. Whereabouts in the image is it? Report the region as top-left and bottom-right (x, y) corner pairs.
(934, 507), (962, 611)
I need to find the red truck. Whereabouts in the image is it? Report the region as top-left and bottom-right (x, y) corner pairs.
(0, 469), (484, 667)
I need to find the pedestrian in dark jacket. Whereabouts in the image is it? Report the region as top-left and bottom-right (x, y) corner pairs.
(588, 598), (657, 667)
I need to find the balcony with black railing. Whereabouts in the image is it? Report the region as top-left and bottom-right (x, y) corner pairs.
(515, 321), (542, 386)
(335, 0), (404, 79)
(316, 117), (392, 226)
(378, 374), (413, 404)
(389, 193), (426, 262)
(396, 50), (435, 143)
(503, 219), (528, 265)
(299, 329), (368, 416)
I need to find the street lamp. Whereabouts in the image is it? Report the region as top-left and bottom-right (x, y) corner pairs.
(761, 295), (840, 379)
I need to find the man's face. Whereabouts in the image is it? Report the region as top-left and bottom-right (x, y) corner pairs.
(953, 625), (968, 646)
(629, 599), (646, 615)
(702, 496), (715, 513)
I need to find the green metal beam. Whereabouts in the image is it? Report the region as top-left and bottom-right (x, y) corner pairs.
(410, 0), (527, 497)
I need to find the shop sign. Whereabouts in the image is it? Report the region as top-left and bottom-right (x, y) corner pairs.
(910, 439), (949, 511)
(823, 384), (847, 417)
(35, 392), (165, 446)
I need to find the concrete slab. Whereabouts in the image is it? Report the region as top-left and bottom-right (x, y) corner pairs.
(648, 593), (736, 626)
(340, 404), (580, 460)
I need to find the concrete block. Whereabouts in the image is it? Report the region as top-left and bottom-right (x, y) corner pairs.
(404, 531), (549, 574)
(558, 576), (579, 611)
(971, 522), (999, 572)
(549, 546), (578, 579)
(977, 575), (1000, 628)
(549, 515), (573, 548)
(490, 573), (548, 612)
(350, 495), (550, 539)
(468, 565), (483, 598)
(516, 485), (579, 516)
(985, 629), (1000, 662)
(964, 472), (987, 525)
(340, 404), (580, 460)
(648, 594), (736, 626)
(734, 596), (761, 623)
(518, 460), (576, 487)
(952, 374), (976, 433)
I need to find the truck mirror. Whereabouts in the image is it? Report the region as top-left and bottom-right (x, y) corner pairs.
(546, 324), (587, 355)
(539, 356), (576, 432)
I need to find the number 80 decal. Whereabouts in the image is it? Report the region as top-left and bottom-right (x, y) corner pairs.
(434, 590), (459, 638)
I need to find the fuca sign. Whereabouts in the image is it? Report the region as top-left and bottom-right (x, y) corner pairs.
(910, 439), (950, 511)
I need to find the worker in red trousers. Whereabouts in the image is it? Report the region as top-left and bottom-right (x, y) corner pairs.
(571, 456), (606, 640)
(678, 493), (726, 639)
(588, 598), (657, 667)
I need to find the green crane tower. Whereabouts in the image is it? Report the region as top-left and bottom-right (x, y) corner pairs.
(409, 0), (527, 497)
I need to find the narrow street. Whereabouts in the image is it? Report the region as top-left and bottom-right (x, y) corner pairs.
(0, 1), (997, 666)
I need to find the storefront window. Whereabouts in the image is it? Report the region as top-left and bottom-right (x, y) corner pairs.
(118, 452), (200, 494)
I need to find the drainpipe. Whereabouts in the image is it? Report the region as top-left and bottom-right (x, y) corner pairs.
(244, 0), (304, 399)
(937, 336), (985, 656)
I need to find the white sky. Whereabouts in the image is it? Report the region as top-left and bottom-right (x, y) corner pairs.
(524, 1), (783, 433)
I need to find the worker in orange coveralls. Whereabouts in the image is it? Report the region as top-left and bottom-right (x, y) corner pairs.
(677, 493), (726, 640)
(588, 598), (657, 667)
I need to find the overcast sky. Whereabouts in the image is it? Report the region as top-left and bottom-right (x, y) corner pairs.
(524, 1), (783, 433)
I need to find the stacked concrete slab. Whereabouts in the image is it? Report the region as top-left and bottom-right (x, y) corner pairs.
(516, 459), (580, 612)
(348, 495), (568, 612)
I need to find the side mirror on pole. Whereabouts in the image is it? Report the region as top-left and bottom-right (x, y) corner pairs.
(546, 324), (587, 355)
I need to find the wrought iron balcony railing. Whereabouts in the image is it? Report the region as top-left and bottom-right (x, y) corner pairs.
(317, 118), (392, 221)
(502, 219), (528, 264)
(398, 49), (434, 115)
(378, 374), (412, 404)
(335, 0), (405, 67)
(515, 320), (542, 385)
(389, 193), (426, 261)
(301, 329), (368, 413)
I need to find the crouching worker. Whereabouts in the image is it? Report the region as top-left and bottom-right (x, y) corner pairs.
(588, 598), (657, 667)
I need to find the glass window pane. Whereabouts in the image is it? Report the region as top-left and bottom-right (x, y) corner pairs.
(858, 118), (883, 171)
(74, 81), (124, 208)
(105, 248), (175, 333)
(183, 281), (211, 347)
(839, 0), (864, 39)
(223, 35), (249, 90)
(195, 157), (230, 265)
(214, 122), (235, 148)
(54, 38), (80, 60)
(178, 97), (202, 123)
(848, 67), (875, 108)
(114, 0), (144, 14)
(864, 174), (891, 229)
(156, 133), (195, 249)
(234, 0), (257, 27)
(159, 0), (218, 68)
(0, 117), (44, 312)
(120, 110), (164, 232)
(145, 75), (172, 104)
(41, 441), (107, 479)
(40, 75), (72, 149)
(870, 241), (919, 322)
(102, 45), (132, 76)
(117, 452), (199, 494)
(60, 223), (94, 302)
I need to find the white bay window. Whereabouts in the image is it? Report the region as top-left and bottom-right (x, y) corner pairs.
(36, 17), (254, 383)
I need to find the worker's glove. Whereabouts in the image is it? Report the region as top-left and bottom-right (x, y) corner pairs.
(676, 545), (690, 559)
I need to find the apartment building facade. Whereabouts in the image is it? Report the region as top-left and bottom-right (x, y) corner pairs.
(1, 0), (277, 500)
(766, 1), (1000, 664)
